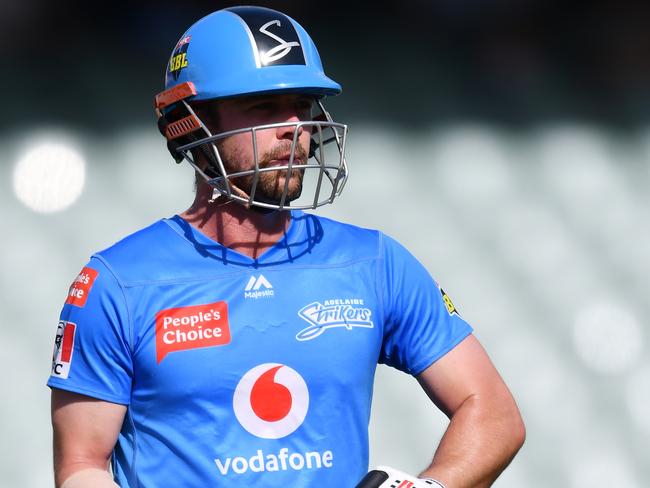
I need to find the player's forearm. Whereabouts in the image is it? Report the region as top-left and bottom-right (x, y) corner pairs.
(419, 393), (525, 487)
(54, 459), (114, 488)
(58, 468), (119, 488)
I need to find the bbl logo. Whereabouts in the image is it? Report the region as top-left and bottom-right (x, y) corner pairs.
(439, 286), (459, 316)
(169, 36), (191, 80)
(233, 363), (309, 439)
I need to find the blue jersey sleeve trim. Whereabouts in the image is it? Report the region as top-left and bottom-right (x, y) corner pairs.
(378, 233), (475, 375)
(47, 382), (131, 406)
(47, 256), (135, 404)
(410, 328), (474, 376)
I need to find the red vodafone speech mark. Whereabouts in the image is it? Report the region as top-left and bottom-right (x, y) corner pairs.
(65, 267), (99, 308)
(250, 365), (293, 422)
(155, 301), (230, 363)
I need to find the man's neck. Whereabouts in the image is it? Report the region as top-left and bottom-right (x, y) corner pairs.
(179, 187), (292, 260)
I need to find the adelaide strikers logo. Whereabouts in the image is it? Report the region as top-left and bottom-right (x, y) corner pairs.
(233, 363), (309, 439)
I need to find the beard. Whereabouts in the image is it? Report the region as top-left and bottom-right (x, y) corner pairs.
(216, 140), (308, 205)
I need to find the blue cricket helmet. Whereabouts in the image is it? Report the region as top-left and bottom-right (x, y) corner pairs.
(164, 6), (341, 101)
(155, 6), (348, 211)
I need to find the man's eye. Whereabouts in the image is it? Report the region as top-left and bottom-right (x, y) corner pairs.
(250, 102), (274, 111)
(296, 105), (314, 119)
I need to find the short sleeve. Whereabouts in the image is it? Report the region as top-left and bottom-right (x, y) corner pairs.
(47, 256), (133, 404)
(378, 233), (473, 375)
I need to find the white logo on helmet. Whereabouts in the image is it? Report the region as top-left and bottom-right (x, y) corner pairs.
(233, 363), (309, 439)
(259, 20), (301, 64)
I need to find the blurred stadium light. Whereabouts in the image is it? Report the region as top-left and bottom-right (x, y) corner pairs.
(12, 133), (86, 213)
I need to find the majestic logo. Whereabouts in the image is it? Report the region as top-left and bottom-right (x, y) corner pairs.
(296, 299), (373, 341)
(155, 301), (230, 363)
(258, 20), (300, 65)
(233, 363), (309, 439)
(51, 321), (76, 379)
(244, 275), (274, 299)
(65, 267), (98, 308)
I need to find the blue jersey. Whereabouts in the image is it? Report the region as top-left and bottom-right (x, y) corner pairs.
(48, 211), (472, 487)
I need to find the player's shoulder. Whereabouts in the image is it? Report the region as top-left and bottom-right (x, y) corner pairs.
(90, 218), (184, 284)
(95, 218), (174, 257)
(305, 211), (384, 259)
(309, 213), (422, 269)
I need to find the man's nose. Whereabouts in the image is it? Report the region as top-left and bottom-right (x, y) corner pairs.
(276, 115), (304, 140)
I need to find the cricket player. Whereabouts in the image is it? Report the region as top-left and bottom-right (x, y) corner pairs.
(49, 6), (525, 487)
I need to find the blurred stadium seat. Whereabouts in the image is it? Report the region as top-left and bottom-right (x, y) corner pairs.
(2, 122), (648, 486)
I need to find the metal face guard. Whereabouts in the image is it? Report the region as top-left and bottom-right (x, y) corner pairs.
(176, 117), (348, 210)
(155, 85), (349, 210)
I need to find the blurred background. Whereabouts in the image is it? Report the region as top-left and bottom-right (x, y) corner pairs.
(2, 0), (649, 486)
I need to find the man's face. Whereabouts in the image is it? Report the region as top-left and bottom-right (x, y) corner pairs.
(199, 93), (315, 205)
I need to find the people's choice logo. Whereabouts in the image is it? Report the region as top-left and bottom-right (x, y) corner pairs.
(259, 20), (300, 65)
(233, 363), (309, 439)
(65, 267), (98, 308)
(155, 301), (230, 363)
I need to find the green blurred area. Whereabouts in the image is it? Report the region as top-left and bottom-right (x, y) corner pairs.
(2, 0), (650, 132)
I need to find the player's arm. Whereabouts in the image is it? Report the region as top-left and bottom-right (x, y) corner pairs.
(52, 389), (127, 488)
(416, 334), (525, 487)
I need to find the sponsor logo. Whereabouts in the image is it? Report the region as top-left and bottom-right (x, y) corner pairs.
(296, 298), (373, 341)
(258, 20), (301, 65)
(65, 267), (98, 308)
(51, 321), (76, 379)
(215, 447), (333, 476)
(229, 7), (306, 68)
(397, 481), (415, 488)
(244, 274), (274, 299)
(233, 363), (308, 439)
(438, 285), (459, 316)
(219, 365), (332, 476)
(155, 301), (230, 363)
(169, 35), (190, 81)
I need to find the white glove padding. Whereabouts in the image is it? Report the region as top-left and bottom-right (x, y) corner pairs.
(355, 465), (446, 488)
(60, 468), (119, 488)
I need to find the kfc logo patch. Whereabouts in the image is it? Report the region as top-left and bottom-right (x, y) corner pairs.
(51, 321), (76, 379)
(155, 301), (231, 363)
(65, 267), (98, 308)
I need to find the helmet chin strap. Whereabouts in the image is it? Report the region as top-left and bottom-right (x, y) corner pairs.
(207, 183), (250, 207)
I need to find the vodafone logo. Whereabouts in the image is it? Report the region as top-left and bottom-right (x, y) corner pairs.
(233, 364), (308, 439)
